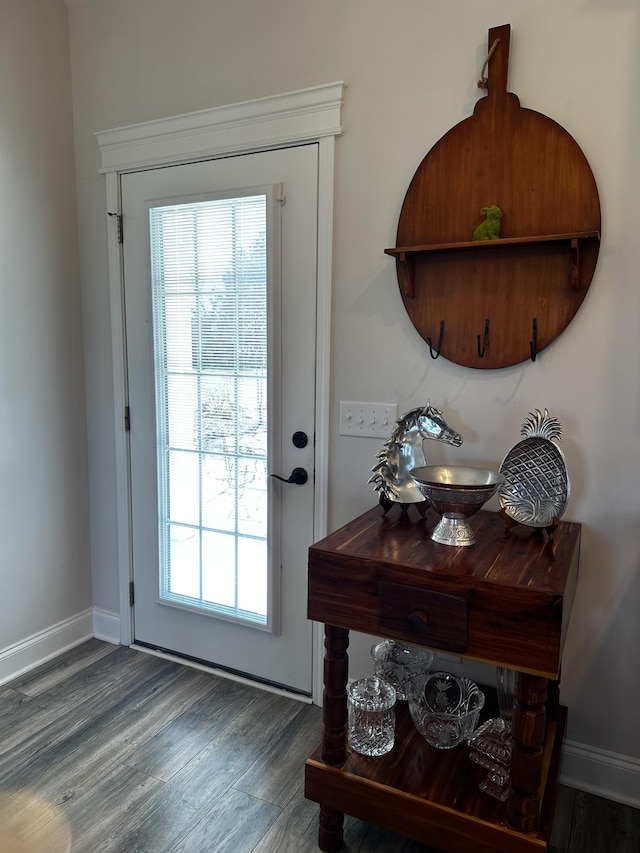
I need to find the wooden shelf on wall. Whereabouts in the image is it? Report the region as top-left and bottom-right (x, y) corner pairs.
(388, 24), (601, 369)
(385, 231), (600, 298)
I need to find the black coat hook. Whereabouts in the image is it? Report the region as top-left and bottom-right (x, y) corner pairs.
(477, 319), (490, 358)
(530, 317), (538, 362)
(427, 320), (445, 359)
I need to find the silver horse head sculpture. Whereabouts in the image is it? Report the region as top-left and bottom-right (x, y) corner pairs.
(368, 402), (463, 514)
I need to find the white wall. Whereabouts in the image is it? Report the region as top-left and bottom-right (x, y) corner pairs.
(66, 0), (640, 802)
(0, 0), (91, 664)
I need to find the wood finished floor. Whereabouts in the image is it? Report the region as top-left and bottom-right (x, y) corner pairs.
(0, 640), (638, 852)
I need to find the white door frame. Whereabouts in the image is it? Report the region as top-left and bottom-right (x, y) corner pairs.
(96, 82), (344, 705)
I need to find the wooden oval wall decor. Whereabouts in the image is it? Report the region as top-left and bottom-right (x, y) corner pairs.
(386, 24), (601, 369)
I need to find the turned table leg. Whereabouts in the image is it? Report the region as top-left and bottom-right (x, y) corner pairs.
(318, 807), (344, 853)
(318, 624), (349, 852)
(506, 672), (548, 833)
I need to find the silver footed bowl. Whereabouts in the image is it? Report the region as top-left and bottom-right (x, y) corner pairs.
(410, 465), (505, 546)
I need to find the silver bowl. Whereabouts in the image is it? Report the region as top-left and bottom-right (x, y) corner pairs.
(410, 465), (505, 546)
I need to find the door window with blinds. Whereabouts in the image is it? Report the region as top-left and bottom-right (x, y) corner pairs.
(149, 187), (279, 629)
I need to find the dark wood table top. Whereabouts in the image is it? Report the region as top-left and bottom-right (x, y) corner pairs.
(308, 505), (581, 677)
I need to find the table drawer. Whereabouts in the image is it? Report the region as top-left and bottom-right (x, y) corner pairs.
(378, 582), (470, 653)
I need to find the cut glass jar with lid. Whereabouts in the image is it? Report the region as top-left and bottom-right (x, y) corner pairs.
(371, 639), (434, 701)
(347, 676), (396, 757)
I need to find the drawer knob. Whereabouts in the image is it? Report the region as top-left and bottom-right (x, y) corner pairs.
(408, 610), (428, 631)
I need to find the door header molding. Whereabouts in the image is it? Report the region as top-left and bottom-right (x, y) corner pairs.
(96, 82), (345, 174)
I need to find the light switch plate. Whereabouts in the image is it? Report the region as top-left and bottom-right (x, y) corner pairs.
(339, 402), (398, 438)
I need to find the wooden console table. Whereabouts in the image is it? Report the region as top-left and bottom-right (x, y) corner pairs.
(304, 505), (580, 853)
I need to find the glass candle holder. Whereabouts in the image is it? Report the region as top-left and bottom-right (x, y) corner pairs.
(496, 666), (515, 725)
(347, 676), (396, 757)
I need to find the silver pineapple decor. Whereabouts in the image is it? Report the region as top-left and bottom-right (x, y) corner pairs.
(498, 408), (570, 530)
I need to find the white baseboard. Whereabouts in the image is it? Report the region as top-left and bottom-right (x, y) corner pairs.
(560, 739), (640, 809)
(0, 609), (93, 687)
(92, 608), (121, 644)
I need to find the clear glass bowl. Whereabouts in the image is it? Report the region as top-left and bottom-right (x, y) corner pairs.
(408, 671), (485, 749)
(371, 640), (434, 701)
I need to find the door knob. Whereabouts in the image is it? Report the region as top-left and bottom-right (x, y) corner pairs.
(270, 467), (308, 485)
(292, 431), (308, 448)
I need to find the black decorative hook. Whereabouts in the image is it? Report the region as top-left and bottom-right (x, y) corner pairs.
(477, 319), (490, 358)
(427, 320), (445, 359)
(530, 317), (538, 362)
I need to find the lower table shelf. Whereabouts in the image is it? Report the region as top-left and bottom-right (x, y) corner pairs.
(305, 698), (567, 853)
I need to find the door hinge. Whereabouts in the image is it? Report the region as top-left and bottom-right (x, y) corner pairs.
(108, 211), (123, 243)
(124, 406), (131, 431)
(129, 581), (135, 607)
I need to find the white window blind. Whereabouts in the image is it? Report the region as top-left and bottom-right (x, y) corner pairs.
(149, 193), (270, 625)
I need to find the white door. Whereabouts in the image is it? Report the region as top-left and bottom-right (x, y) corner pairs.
(121, 145), (318, 694)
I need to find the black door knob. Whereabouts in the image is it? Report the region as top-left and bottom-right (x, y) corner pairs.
(270, 467), (308, 485)
(292, 431), (308, 448)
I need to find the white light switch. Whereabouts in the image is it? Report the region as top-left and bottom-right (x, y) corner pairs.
(339, 402), (398, 439)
